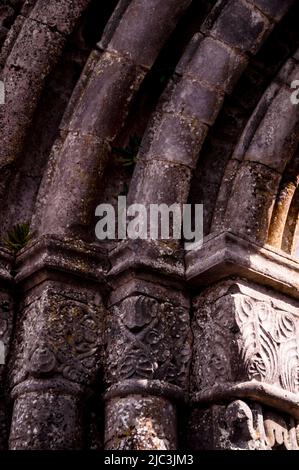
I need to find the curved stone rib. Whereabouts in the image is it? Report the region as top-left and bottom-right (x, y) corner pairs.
(0, 0), (91, 207)
(268, 181), (299, 251)
(192, 381), (299, 420)
(129, 0), (285, 211)
(34, 0), (192, 239)
(267, 148), (299, 253)
(281, 184), (299, 255)
(217, 58), (299, 245)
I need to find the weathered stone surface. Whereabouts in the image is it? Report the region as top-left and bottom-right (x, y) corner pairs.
(10, 281), (105, 389)
(210, 0), (271, 54)
(224, 161), (281, 244)
(167, 76), (224, 126)
(0, 0), (298, 453)
(108, 0), (192, 68)
(192, 280), (299, 392)
(244, 86), (299, 173)
(130, 159), (193, 206)
(9, 389), (84, 450)
(105, 395), (177, 450)
(69, 52), (145, 138)
(0, 15), (25, 70)
(186, 37), (247, 94)
(188, 401), (299, 450)
(185, 231), (299, 299)
(29, 0), (90, 35)
(251, 0), (295, 21)
(5, 19), (65, 76)
(105, 294), (191, 388)
(38, 132), (110, 238)
(146, 113), (208, 169)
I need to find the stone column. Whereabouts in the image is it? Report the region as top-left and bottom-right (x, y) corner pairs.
(8, 236), (108, 450)
(0, 249), (14, 449)
(104, 240), (191, 450)
(186, 231), (299, 450)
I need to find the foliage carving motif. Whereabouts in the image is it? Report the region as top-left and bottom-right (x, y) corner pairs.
(236, 296), (299, 393)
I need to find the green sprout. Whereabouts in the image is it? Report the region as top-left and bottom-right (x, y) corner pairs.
(3, 222), (32, 253)
(113, 134), (141, 169)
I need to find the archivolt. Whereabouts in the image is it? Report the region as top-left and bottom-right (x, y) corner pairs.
(128, 0), (292, 218)
(0, 0), (92, 204)
(213, 51), (299, 247)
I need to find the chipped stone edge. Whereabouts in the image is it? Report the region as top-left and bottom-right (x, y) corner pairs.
(185, 231), (299, 299)
(192, 381), (299, 419)
(104, 379), (186, 404)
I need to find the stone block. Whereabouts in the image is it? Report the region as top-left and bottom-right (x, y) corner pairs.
(186, 37), (247, 94)
(191, 279), (299, 393)
(108, 0), (191, 68)
(131, 159), (193, 207)
(167, 76), (223, 126)
(210, 0), (271, 54)
(147, 112), (208, 169)
(251, 0), (294, 21)
(244, 87), (299, 173)
(40, 132), (109, 238)
(105, 293), (191, 388)
(6, 19), (65, 77)
(10, 280), (105, 389)
(105, 395), (177, 450)
(9, 391), (84, 449)
(69, 51), (145, 139)
(224, 161), (281, 244)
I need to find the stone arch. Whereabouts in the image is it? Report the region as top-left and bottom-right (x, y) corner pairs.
(212, 51), (299, 245)
(0, 0), (299, 453)
(0, 0), (92, 204)
(32, 0), (193, 240)
(129, 0), (279, 212)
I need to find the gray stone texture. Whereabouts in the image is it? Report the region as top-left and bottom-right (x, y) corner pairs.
(0, 0), (298, 452)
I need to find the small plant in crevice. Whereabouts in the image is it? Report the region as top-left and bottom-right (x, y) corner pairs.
(112, 134), (142, 170)
(3, 222), (32, 253)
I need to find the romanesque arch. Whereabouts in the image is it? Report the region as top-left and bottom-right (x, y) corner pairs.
(0, 0), (299, 450)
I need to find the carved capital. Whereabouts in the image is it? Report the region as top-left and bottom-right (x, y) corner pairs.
(191, 279), (299, 432)
(10, 282), (105, 390)
(105, 294), (192, 389)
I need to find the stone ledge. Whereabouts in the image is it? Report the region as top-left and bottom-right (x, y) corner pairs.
(11, 377), (86, 399)
(185, 231), (299, 299)
(108, 239), (185, 284)
(14, 235), (109, 287)
(192, 381), (299, 419)
(108, 275), (190, 308)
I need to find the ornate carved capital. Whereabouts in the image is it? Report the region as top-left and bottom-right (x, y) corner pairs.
(105, 293), (191, 390)
(190, 279), (299, 449)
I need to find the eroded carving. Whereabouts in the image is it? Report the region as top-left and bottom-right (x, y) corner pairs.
(105, 295), (191, 388)
(192, 288), (299, 395)
(10, 289), (105, 388)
